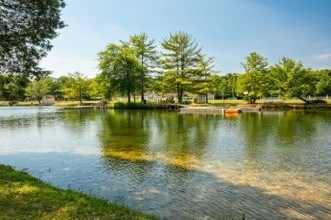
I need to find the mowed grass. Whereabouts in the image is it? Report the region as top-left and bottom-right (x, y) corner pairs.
(1, 98), (331, 107)
(0, 164), (156, 220)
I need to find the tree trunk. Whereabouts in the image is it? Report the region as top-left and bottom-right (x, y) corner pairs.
(177, 84), (180, 104)
(127, 91), (131, 104)
(179, 88), (183, 104)
(297, 96), (311, 104)
(141, 91), (144, 103)
(205, 93), (208, 103)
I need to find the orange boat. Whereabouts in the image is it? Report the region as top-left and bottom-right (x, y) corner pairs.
(224, 109), (241, 114)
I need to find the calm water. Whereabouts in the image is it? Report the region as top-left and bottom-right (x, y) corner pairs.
(0, 107), (330, 219)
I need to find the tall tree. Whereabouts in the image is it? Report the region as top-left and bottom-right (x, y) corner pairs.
(25, 78), (51, 104)
(98, 43), (143, 103)
(0, 74), (29, 101)
(0, 0), (66, 76)
(160, 31), (201, 103)
(126, 33), (157, 102)
(224, 73), (239, 99)
(315, 69), (331, 96)
(270, 57), (315, 103)
(62, 72), (89, 104)
(193, 54), (216, 103)
(237, 52), (268, 103)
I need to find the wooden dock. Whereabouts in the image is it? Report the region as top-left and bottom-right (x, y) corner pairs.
(180, 107), (242, 114)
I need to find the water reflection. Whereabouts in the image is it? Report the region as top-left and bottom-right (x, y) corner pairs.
(98, 109), (331, 219)
(0, 107), (330, 219)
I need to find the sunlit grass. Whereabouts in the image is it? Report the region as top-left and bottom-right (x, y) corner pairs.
(209, 99), (247, 105)
(0, 164), (156, 220)
(1, 98), (330, 106)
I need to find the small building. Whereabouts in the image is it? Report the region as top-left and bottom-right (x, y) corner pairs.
(42, 95), (55, 106)
(144, 91), (160, 102)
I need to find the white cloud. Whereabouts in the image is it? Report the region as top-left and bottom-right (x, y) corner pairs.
(312, 53), (331, 61)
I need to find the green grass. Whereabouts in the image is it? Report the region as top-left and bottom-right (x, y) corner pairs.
(0, 164), (156, 220)
(1, 98), (330, 107)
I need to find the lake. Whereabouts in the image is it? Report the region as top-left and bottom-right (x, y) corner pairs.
(0, 107), (330, 219)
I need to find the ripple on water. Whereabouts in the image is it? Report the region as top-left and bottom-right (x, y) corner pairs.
(0, 109), (330, 219)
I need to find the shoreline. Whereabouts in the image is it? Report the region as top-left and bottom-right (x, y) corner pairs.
(1, 100), (331, 110)
(0, 164), (156, 220)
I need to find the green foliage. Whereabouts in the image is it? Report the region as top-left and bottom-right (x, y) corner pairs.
(98, 43), (144, 103)
(237, 52), (269, 103)
(212, 73), (239, 100)
(315, 69), (331, 96)
(126, 33), (158, 102)
(25, 78), (51, 103)
(88, 77), (103, 100)
(0, 0), (66, 76)
(159, 31), (201, 103)
(270, 57), (316, 103)
(61, 72), (90, 104)
(0, 74), (29, 100)
(192, 54), (218, 103)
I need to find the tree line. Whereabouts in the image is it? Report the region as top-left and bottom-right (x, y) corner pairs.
(1, 32), (331, 104)
(97, 32), (331, 104)
(1, 3), (330, 104)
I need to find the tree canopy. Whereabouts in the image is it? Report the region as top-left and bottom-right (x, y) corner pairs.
(0, 0), (66, 77)
(125, 33), (157, 102)
(159, 31), (202, 103)
(237, 52), (269, 103)
(61, 72), (89, 104)
(98, 43), (144, 103)
(270, 57), (315, 103)
(25, 78), (50, 104)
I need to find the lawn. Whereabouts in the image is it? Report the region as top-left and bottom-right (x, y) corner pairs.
(0, 164), (156, 220)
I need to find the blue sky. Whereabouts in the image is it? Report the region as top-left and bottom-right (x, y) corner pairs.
(40, 0), (331, 77)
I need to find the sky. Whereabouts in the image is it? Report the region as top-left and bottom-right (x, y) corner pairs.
(40, 0), (331, 78)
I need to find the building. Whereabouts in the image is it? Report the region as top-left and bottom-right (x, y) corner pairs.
(41, 95), (55, 106)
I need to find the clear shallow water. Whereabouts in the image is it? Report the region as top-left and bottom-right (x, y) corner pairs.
(0, 107), (330, 219)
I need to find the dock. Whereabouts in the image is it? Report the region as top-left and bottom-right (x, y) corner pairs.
(180, 107), (242, 115)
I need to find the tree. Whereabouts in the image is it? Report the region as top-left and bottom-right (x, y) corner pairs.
(98, 43), (144, 103)
(62, 72), (89, 104)
(0, 0), (66, 76)
(125, 33), (157, 102)
(25, 78), (50, 104)
(0, 74), (29, 100)
(88, 77), (103, 100)
(237, 52), (268, 103)
(270, 57), (315, 103)
(224, 73), (239, 99)
(315, 69), (331, 96)
(160, 31), (201, 103)
(193, 54), (216, 103)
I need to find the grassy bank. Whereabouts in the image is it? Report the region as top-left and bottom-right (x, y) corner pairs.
(1, 98), (331, 108)
(0, 164), (156, 220)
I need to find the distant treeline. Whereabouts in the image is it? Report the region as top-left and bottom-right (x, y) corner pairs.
(1, 32), (330, 104)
